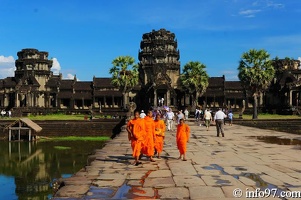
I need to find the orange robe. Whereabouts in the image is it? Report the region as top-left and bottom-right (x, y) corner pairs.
(176, 123), (190, 154)
(154, 119), (166, 153)
(127, 118), (145, 157)
(141, 116), (155, 156)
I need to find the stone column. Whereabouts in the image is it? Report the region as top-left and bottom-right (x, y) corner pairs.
(154, 89), (157, 107)
(167, 90), (170, 106)
(289, 90), (293, 106)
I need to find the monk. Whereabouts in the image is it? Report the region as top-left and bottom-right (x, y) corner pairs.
(126, 110), (145, 166)
(154, 114), (166, 159)
(176, 118), (190, 161)
(141, 110), (156, 162)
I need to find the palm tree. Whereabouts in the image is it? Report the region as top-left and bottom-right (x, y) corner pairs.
(109, 56), (139, 109)
(180, 61), (209, 110)
(238, 49), (275, 119)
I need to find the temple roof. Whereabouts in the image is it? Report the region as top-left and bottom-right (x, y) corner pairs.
(59, 80), (74, 89)
(208, 77), (224, 87)
(225, 81), (243, 90)
(2, 77), (17, 87)
(74, 81), (93, 91)
(46, 76), (61, 87)
(93, 78), (114, 88)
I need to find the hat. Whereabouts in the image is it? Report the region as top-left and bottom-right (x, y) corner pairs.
(141, 110), (144, 113)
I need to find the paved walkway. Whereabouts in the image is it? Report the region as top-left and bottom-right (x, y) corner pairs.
(54, 121), (301, 199)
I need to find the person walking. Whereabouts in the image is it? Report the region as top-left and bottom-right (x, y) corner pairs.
(126, 110), (145, 166)
(154, 114), (165, 159)
(176, 118), (190, 161)
(165, 108), (175, 131)
(140, 110), (146, 119)
(228, 110), (233, 126)
(176, 110), (184, 124)
(214, 108), (227, 137)
(204, 109), (212, 131)
(142, 110), (156, 162)
(184, 108), (189, 120)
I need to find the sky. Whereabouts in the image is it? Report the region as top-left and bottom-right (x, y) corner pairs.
(1, 0), (301, 81)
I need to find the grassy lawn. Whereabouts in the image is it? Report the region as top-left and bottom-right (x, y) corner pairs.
(39, 136), (111, 142)
(2, 113), (117, 120)
(234, 113), (300, 120)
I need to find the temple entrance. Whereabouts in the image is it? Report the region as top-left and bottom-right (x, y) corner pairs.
(157, 89), (166, 107)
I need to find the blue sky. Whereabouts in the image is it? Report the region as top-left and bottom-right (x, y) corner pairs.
(1, 0), (301, 81)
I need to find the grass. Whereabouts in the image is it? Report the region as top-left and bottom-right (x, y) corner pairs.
(54, 146), (72, 150)
(235, 113), (300, 120)
(39, 136), (111, 142)
(1, 113), (116, 120)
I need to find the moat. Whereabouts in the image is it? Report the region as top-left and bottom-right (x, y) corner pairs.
(0, 139), (107, 200)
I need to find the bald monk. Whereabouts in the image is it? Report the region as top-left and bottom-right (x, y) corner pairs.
(176, 118), (190, 161)
(127, 110), (145, 166)
(154, 114), (166, 159)
(141, 110), (156, 162)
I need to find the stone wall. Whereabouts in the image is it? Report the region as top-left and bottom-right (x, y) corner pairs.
(0, 118), (125, 140)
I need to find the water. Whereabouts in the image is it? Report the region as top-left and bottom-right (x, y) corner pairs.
(0, 140), (106, 200)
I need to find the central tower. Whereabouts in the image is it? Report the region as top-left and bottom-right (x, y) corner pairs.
(138, 28), (181, 108)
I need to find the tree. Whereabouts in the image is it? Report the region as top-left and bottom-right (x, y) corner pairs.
(238, 49), (275, 119)
(180, 61), (209, 110)
(109, 56), (139, 109)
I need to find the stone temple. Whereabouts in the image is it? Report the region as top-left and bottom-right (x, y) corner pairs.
(0, 29), (300, 116)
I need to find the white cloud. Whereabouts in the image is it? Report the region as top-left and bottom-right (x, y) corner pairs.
(65, 73), (75, 80)
(0, 55), (15, 78)
(51, 57), (61, 75)
(239, 9), (261, 17)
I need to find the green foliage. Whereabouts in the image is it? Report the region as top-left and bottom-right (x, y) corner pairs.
(40, 136), (110, 142)
(180, 61), (209, 108)
(109, 56), (139, 93)
(238, 49), (275, 93)
(53, 146), (72, 150)
(180, 61), (209, 95)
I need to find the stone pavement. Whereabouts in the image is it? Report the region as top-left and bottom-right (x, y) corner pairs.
(53, 120), (301, 199)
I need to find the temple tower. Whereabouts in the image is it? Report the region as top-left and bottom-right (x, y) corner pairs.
(14, 48), (53, 107)
(138, 28), (180, 108)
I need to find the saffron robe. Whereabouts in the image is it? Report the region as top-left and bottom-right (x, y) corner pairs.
(127, 118), (145, 157)
(154, 119), (166, 153)
(141, 116), (155, 156)
(176, 123), (190, 154)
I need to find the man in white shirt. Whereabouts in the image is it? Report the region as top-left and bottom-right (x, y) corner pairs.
(140, 110), (146, 119)
(165, 109), (175, 131)
(214, 108), (227, 137)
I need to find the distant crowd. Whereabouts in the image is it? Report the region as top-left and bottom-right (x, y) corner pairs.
(1, 109), (12, 118)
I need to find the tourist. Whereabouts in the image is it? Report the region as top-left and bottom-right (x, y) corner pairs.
(126, 110), (145, 166)
(176, 110), (184, 124)
(8, 110), (12, 118)
(204, 109), (212, 131)
(228, 110), (233, 126)
(140, 110), (146, 119)
(165, 108), (175, 131)
(195, 108), (200, 122)
(1, 110), (6, 118)
(141, 110), (156, 162)
(154, 114), (165, 159)
(214, 108), (227, 137)
(161, 97), (164, 106)
(184, 108), (189, 120)
(176, 118), (190, 161)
